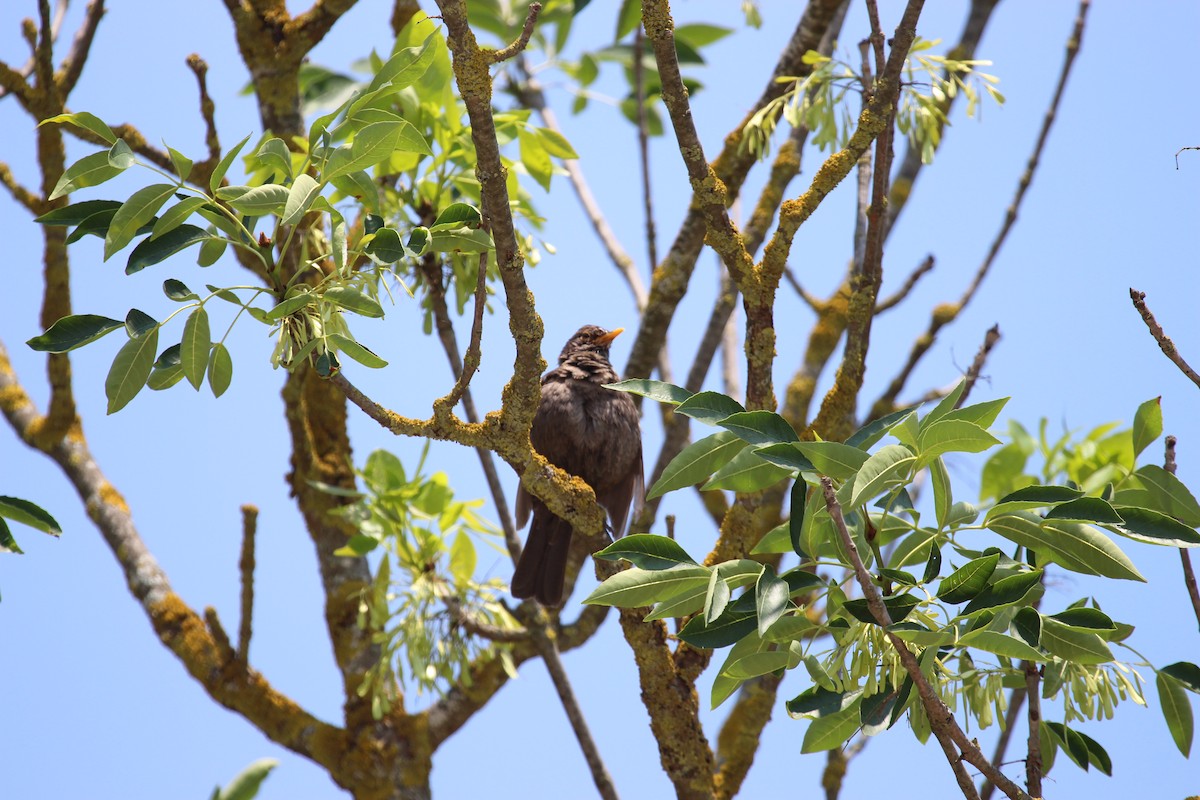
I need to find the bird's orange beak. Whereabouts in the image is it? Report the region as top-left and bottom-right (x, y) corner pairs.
(594, 327), (624, 346)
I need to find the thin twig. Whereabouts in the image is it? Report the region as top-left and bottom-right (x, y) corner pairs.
(875, 255), (935, 313)
(519, 605), (621, 800)
(1023, 662), (1043, 797)
(237, 504), (258, 660)
(447, 597), (529, 642)
(632, 26), (658, 274)
(58, 0), (105, 94)
(186, 54), (222, 167)
(1129, 289), (1200, 389)
(488, 2), (541, 63)
(1174, 146), (1199, 170)
(820, 478), (1031, 800)
(870, 0), (1090, 420)
(956, 324), (1001, 409)
(979, 687), (1027, 800)
(438, 250), (489, 410)
(1164, 436), (1200, 630)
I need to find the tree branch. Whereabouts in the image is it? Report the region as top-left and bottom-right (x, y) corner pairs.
(820, 477), (1031, 800)
(1164, 435), (1200, 631)
(57, 0), (105, 95)
(979, 687), (1026, 800)
(957, 324), (1000, 408)
(1023, 661), (1043, 798)
(632, 25), (658, 275)
(875, 254), (934, 313)
(237, 504), (258, 660)
(487, 2), (541, 63)
(1129, 289), (1200, 390)
(0, 160), (42, 212)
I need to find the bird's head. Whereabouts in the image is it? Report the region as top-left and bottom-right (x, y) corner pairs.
(558, 325), (624, 363)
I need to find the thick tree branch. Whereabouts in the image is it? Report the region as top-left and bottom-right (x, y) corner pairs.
(57, 0), (104, 95)
(1023, 662), (1043, 798)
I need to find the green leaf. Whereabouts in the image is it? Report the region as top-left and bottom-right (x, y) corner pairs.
(210, 133), (253, 193)
(801, 696), (863, 753)
(841, 593), (919, 625)
(151, 197), (208, 240)
(704, 570), (730, 623)
(789, 480), (807, 558)
(537, 128), (579, 159)
(937, 553), (999, 604)
(0, 516), (22, 554)
(958, 629), (1046, 661)
(675, 23), (734, 48)
(849, 444), (915, 509)
(1124, 465), (1200, 526)
(226, 184), (290, 216)
(1076, 730), (1113, 776)
(1158, 672), (1194, 756)
(648, 431), (746, 499)
(787, 686), (852, 720)
(675, 391), (745, 425)
(449, 530), (475, 584)
(154, 343), (181, 369)
(644, 560), (763, 621)
(330, 171), (379, 213)
(127, 224), (209, 274)
(1162, 662), (1200, 694)
(846, 405), (919, 450)
(754, 442), (816, 472)
(1040, 521), (1146, 582)
(1110, 505), (1200, 547)
(594, 532), (699, 569)
(0, 496), (62, 536)
(404, 225), (427, 257)
(930, 456), (952, 530)
(367, 33), (438, 92)
(1049, 607), (1116, 635)
(49, 150), (126, 201)
(266, 293), (315, 321)
(324, 286), (385, 318)
(167, 146), (193, 182)
(255, 137), (293, 181)
(1045, 497), (1124, 524)
(327, 333), (387, 368)
(794, 441), (869, 481)
(920, 381), (966, 429)
(429, 225), (492, 253)
(961, 569), (1043, 615)
(677, 602), (757, 648)
(756, 564), (789, 636)
(125, 308), (157, 338)
(1045, 721), (1092, 771)
(1132, 396), (1163, 457)
(208, 342), (233, 398)
(701, 447), (790, 493)
(941, 397), (1009, 429)
(105, 328), (159, 413)
(518, 129), (553, 191)
(328, 120), (431, 181)
(1040, 616), (1114, 665)
(1014, 606), (1041, 647)
(583, 564), (711, 607)
(282, 173), (322, 226)
(216, 757), (278, 800)
(107, 139), (135, 169)
(181, 307), (211, 390)
(604, 378), (692, 405)
(40, 111), (117, 143)
(996, 484), (1083, 506)
(102, 183), (177, 260)
(917, 419), (1000, 461)
(922, 541), (942, 582)
(432, 201), (482, 229)
(718, 410), (799, 446)
(723, 649), (792, 680)
(365, 227), (405, 263)
(27, 314), (123, 353)
(615, 0), (642, 40)
(35, 199), (122, 226)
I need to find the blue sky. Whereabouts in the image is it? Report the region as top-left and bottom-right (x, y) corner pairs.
(2, 1), (1199, 798)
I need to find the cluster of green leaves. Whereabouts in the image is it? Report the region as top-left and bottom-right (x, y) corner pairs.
(0, 495), (62, 601)
(743, 38), (1004, 163)
(27, 15), (583, 412)
(321, 448), (516, 717)
(586, 379), (1200, 770)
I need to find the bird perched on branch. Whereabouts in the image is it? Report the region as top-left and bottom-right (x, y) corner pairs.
(512, 325), (644, 606)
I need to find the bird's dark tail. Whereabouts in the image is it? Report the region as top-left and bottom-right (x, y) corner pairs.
(511, 511), (572, 606)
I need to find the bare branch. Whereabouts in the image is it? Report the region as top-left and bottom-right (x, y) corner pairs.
(237, 504), (258, 660)
(957, 324), (1001, 408)
(58, 0), (105, 95)
(1023, 662), (1043, 797)
(436, 251), (489, 411)
(979, 688), (1027, 800)
(1176, 146), (1200, 170)
(1164, 436), (1200, 630)
(0, 160), (42, 213)
(186, 54), (222, 167)
(488, 2), (541, 64)
(292, 0), (360, 54)
(632, 26), (658, 274)
(875, 255), (934, 313)
(1129, 289), (1200, 389)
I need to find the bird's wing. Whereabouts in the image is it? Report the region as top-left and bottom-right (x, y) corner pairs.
(604, 439), (644, 539)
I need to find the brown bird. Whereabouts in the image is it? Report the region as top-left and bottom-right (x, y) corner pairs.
(512, 325), (644, 606)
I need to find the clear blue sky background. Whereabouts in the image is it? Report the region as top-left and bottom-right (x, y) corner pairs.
(2, 1), (1199, 798)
